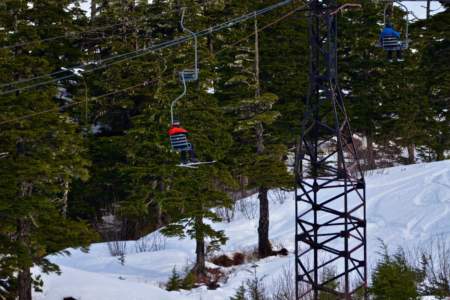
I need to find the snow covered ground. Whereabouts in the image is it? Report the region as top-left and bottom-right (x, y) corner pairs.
(34, 160), (450, 300)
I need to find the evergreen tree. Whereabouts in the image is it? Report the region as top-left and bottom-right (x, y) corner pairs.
(0, 1), (95, 299)
(149, 1), (237, 276)
(414, 7), (450, 160)
(161, 168), (234, 275)
(230, 284), (247, 300)
(318, 267), (339, 300)
(370, 245), (424, 300)
(215, 1), (294, 258)
(166, 266), (182, 291)
(246, 265), (268, 300)
(68, 0), (179, 237)
(339, 0), (390, 169)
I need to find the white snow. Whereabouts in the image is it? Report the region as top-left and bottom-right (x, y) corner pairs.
(33, 160), (450, 300)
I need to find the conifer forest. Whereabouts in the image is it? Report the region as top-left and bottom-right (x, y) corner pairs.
(0, 1), (449, 299)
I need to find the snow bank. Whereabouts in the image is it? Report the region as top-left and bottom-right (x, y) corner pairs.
(34, 160), (450, 300)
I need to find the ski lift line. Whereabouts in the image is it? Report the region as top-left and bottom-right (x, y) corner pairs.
(0, 4), (305, 126)
(0, 8), (188, 88)
(0, 34), (193, 92)
(330, 3), (362, 15)
(0, 0), (297, 94)
(0, 33), (197, 95)
(2, 0), (296, 90)
(0, 22), (176, 89)
(0, 80), (156, 126)
(0, 7), (187, 50)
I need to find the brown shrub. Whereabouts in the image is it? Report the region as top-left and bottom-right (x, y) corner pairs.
(211, 254), (234, 267)
(195, 267), (227, 290)
(232, 252), (246, 265)
(275, 248), (289, 256)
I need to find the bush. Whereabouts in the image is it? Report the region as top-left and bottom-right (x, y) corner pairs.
(233, 252), (246, 265)
(271, 264), (295, 300)
(211, 254), (235, 267)
(370, 245), (424, 300)
(181, 271), (197, 290)
(229, 265), (269, 300)
(230, 284), (247, 300)
(211, 252), (246, 267)
(419, 237), (450, 298)
(166, 267), (182, 291)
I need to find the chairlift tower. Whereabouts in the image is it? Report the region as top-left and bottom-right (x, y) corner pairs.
(295, 0), (450, 298)
(295, 0), (367, 298)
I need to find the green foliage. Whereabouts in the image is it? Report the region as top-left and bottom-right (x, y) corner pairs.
(370, 245), (424, 300)
(181, 271), (197, 290)
(230, 284), (247, 300)
(412, 8), (450, 160)
(166, 267), (198, 291)
(246, 266), (268, 300)
(0, 1), (95, 297)
(0, 0), (450, 297)
(230, 266), (269, 300)
(419, 238), (450, 298)
(166, 267), (182, 291)
(318, 267), (339, 300)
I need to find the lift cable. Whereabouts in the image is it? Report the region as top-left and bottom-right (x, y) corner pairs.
(0, 3), (306, 126)
(0, 0), (299, 95)
(0, 80), (157, 126)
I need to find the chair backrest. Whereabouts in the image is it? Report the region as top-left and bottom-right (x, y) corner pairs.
(170, 133), (192, 151)
(180, 69), (198, 82)
(382, 36), (402, 50)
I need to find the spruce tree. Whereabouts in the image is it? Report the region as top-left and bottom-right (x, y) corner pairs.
(213, 1), (294, 258)
(0, 1), (95, 299)
(166, 267), (182, 291)
(120, 0), (237, 276)
(339, 0), (389, 169)
(230, 284), (247, 300)
(414, 7), (450, 160)
(370, 246), (424, 300)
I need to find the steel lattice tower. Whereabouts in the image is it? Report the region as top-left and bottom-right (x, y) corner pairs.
(295, 0), (367, 298)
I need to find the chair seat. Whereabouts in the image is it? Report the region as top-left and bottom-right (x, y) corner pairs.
(380, 37), (408, 51)
(170, 134), (192, 151)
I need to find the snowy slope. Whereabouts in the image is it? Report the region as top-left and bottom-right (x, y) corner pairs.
(34, 160), (450, 300)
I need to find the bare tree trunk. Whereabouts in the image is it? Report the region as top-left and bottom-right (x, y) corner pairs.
(254, 17), (261, 98)
(254, 17), (272, 258)
(437, 151), (445, 161)
(16, 178), (33, 300)
(258, 186), (272, 258)
(17, 202), (32, 300)
(17, 266), (32, 300)
(17, 218), (32, 300)
(90, 0), (97, 19)
(193, 216), (206, 275)
(407, 144), (415, 164)
(156, 180), (167, 228)
(367, 132), (376, 170)
(61, 180), (69, 217)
